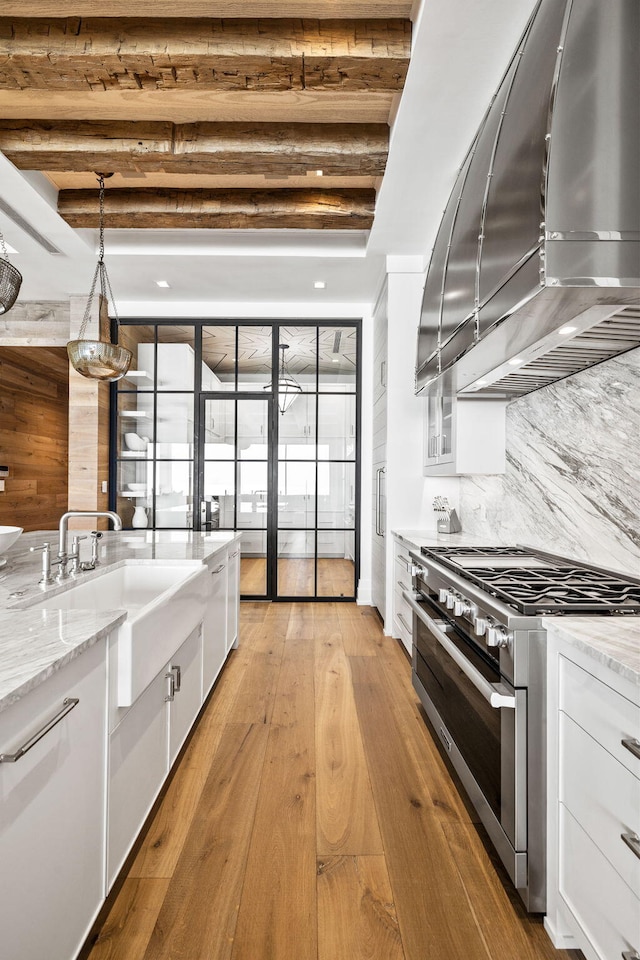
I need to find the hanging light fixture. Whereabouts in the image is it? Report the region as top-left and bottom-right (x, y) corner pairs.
(0, 227), (22, 315)
(270, 343), (302, 414)
(67, 174), (132, 381)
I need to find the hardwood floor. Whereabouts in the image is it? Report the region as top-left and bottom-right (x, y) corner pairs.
(86, 602), (583, 960)
(241, 557), (355, 598)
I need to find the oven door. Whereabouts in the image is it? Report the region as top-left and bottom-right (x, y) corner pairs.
(403, 590), (527, 891)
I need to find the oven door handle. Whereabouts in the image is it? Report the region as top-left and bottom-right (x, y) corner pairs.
(402, 590), (516, 710)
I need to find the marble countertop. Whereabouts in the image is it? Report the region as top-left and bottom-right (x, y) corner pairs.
(393, 529), (639, 686)
(0, 529), (240, 715)
(544, 617), (640, 687)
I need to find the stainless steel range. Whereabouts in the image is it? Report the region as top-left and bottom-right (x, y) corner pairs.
(403, 545), (640, 913)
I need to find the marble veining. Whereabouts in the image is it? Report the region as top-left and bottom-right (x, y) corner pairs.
(544, 617), (640, 687)
(0, 610), (127, 714)
(0, 530), (240, 714)
(460, 347), (640, 577)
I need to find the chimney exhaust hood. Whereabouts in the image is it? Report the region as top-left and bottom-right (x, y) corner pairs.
(416, 0), (640, 399)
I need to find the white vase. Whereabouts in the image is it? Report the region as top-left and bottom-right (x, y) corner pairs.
(132, 504), (148, 529)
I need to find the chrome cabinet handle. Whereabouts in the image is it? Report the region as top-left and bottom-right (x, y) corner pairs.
(397, 580), (409, 592)
(171, 665), (182, 692)
(396, 554), (410, 570)
(621, 833), (640, 861)
(622, 951), (640, 959)
(397, 612), (411, 633)
(0, 698), (79, 763)
(402, 590), (516, 709)
(212, 563), (226, 574)
(375, 467), (386, 537)
(622, 738), (640, 761)
(164, 672), (176, 702)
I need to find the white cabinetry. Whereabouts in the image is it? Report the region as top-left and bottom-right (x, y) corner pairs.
(226, 544), (240, 651)
(546, 639), (640, 960)
(203, 553), (228, 695)
(392, 536), (414, 654)
(423, 387), (507, 476)
(0, 638), (108, 960)
(107, 620), (205, 886)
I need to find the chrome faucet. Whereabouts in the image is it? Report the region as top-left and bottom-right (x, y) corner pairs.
(57, 511), (122, 580)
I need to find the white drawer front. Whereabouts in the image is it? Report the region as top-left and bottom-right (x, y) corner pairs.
(560, 655), (640, 778)
(560, 712), (640, 893)
(393, 587), (413, 640)
(394, 548), (412, 579)
(560, 804), (640, 960)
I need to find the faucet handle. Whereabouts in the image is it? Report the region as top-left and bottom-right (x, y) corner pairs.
(30, 541), (51, 553)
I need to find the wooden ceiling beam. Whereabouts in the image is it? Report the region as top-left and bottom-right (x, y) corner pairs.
(0, 120), (389, 176)
(0, 2), (414, 15)
(0, 90), (397, 123)
(0, 17), (410, 93)
(58, 187), (376, 229)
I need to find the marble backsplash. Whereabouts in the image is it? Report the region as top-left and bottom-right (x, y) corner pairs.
(459, 346), (640, 575)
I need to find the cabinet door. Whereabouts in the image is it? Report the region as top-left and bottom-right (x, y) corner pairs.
(203, 556), (228, 693)
(168, 625), (204, 766)
(424, 393), (441, 465)
(108, 667), (168, 888)
(226, 545), (240, 651)
(0, 639), (107, 960)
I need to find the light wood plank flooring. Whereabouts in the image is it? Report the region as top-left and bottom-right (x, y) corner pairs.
(241, 557), (355, 598)
(86, 602), (583, 960)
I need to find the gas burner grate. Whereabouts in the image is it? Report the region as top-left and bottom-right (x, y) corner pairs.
(420, 546), (640, 614)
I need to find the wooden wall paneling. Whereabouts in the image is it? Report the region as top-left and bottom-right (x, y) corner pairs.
(0, 349), (68, 531)
(0, 301), (70, 346)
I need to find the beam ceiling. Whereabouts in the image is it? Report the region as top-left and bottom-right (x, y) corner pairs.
(0, 9), (411, 231)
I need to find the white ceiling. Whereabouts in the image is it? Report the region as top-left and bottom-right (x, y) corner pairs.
(0, 0), (537, 310)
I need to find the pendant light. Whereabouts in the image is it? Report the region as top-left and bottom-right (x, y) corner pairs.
(67, 174), (132, 381)
(270, 343), (302, 414)
(0, 227), (22, 315)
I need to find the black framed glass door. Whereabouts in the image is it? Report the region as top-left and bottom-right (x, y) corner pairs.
(112, 319), (360, 601)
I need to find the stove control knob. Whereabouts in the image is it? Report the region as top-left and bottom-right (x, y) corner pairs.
(410, 564), (427, 579)
(446, 591), (457, 610)
(438, 589), (449, 603)
(454, 597), (475, 618)
(473, 617), (487, 637)
(487, 625), (512, 649)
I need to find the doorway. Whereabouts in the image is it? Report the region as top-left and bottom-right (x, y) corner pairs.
(112, 320), (360, 601)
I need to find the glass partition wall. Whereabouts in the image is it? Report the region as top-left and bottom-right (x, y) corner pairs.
(111, 321), (360, 600)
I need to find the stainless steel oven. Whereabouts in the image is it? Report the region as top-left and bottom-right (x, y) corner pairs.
(404, 591), (528, 891)
(404, 542), (640, 914)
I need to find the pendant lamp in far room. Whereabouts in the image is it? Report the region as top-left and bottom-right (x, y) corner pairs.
(274, 343), (303, 414)
(0, 227), (22, 315)
(67, 174), (132, 381)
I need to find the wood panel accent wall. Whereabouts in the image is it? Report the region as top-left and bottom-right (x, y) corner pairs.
(0, 346), (69, 531)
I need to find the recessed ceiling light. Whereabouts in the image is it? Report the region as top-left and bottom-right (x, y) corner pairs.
(476, 379), (487, 385)
(331, 357), (340, 363)
(155, 280), (171, 288)
(508, 357), (523, 366)
(558, 325), (577, 335)
(314, 280), (326, 289)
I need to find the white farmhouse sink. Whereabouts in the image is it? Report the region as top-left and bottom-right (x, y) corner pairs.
(34, 561), (209, 707)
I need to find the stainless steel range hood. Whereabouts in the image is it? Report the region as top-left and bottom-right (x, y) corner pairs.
(416, 0), (640, 398)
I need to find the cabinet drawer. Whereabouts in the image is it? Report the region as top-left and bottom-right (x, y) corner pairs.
(560, 712), (640, 893)
(394, 588), (413, 641)
(559, 655), (640, 778)
(394, 548), (412, 579)
(560, 804), (640, 960)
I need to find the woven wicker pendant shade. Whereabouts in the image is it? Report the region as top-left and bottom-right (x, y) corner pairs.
(0, 230), (22, 315)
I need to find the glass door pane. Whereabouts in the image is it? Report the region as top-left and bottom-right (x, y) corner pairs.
(201, 394), (271, 598)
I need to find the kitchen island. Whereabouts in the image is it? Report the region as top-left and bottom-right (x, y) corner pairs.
(0, 529), (241, 960)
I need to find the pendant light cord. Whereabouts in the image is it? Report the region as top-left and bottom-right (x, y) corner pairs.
(78, 174), (119, 340)
(0, 228), (9, 262)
